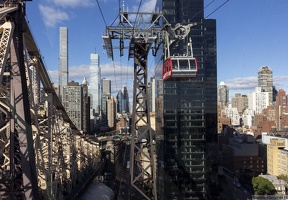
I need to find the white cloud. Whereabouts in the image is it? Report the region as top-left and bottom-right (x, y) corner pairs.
(225, 77), (257, 90)
(51, 0), (94, 8)
(223, 75), (288, 92)
(273, 76), (288, 90)
(69, 65), (91, 81)
(39, 5), (69, 27)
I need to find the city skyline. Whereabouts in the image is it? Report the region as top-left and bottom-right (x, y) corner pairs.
(26, 0), (288, 98)
(1, 1), (288, 198)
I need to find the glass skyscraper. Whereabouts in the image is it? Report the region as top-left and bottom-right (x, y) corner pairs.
(59, 27), (68, 100)
(155, 0), (218, 199)
(116, 86), (130, 114)
(89, 53), (101, 130)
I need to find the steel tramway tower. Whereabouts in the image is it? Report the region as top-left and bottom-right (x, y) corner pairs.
(102, 8), (197, 200)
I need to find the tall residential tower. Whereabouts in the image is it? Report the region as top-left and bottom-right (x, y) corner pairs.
(258, 66), (273, 104)
(59, 27), (68, 100)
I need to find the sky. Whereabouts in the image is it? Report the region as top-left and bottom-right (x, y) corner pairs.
(25, 0), (288, 100)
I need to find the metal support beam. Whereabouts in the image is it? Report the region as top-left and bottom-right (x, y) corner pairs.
(10, 12), (39, 198)
(130, 41), (157, 200)
(102, 35), (113, 59)
(0, 22), (14, 83)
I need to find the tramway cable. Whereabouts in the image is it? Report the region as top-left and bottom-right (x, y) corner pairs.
(96, 0), (122, 95)
(205, 0), (230, 18)
(133, 0), (143, 28)
(190, 0), (216, 22)
(96, 0), (107, 27)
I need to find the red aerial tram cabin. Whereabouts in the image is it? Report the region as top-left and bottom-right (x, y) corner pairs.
(162, 24), (198, 81)
(162, 56), (198, 81)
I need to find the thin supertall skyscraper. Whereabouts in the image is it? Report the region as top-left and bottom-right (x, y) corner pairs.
(155, 0), (218, 199)
(59, 27), (68, 100)
(89, 53), (101, 131)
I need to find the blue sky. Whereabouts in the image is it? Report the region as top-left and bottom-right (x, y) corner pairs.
(25, 0), (288, 100)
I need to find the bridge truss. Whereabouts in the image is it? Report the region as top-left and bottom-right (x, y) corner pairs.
(0, 1), (100, 199)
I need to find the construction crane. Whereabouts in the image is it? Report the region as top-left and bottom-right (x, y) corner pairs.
(102, 8), (196, 200)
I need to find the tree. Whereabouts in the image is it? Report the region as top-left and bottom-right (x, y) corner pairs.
(252, 176), (277, 195)
(277, 174), (288, 183)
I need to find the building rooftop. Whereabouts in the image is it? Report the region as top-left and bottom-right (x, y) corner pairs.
(219, 81), (226, 86)
(260, 175), (286, 186)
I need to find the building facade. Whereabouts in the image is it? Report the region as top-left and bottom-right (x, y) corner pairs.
(100, 78), (111, 127)
(82, 78), (90, 133)
(62, 81), (83, 130)
(258, 66), (273, 105)
(223, 107), (241, 126)
(248, 87), (269, 114)
(89, 53), (101, 131)
(218, 81), (229, 109)
(267, 138), (286, 176)
(231, 93), (248, 114)
(155, 0), (218, 199)
(59, 27), (68, 101)
(102, 78), (111, 95)
(275, 89), (288, 131)
(242, 109), (255, 128)
(222, 135), (265, 175)
(107, 97), (117, 128)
